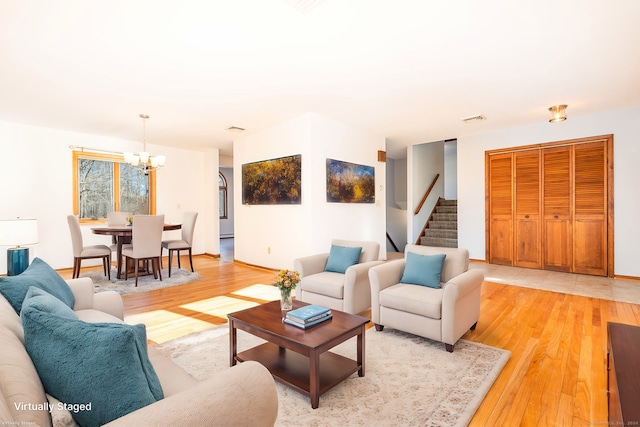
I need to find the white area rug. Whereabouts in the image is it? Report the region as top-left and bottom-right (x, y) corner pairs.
(156, 325), (510, 426)
(81, 267), (201, 295)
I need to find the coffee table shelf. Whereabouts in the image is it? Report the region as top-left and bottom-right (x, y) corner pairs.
(236, 342), (360, 398)
(228, 300), (369, 409)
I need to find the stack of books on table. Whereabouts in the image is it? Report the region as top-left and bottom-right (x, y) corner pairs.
(284, 305), (332, 329)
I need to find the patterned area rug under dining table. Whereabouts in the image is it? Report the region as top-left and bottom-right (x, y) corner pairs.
(156, 325), (510, 426)
(81, 267), (201, 295)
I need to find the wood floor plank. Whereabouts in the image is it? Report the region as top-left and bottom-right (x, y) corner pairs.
(60, 256), (640, 426)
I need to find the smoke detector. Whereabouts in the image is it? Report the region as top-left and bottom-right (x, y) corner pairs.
(461, 114), (485, 123)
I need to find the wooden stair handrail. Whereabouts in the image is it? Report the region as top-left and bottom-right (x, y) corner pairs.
(414, 173), (440, 215)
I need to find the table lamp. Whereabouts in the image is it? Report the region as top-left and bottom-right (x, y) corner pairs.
(0, 218), (39, 276)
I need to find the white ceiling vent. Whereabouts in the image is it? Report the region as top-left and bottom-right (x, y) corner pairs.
(227, 126), (246, 132)
(461, 114), (485, 123)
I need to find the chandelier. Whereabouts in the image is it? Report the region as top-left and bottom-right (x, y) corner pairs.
(124, 114), (166, 174)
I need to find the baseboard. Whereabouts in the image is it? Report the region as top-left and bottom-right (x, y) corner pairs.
(232, 259), (277, 272)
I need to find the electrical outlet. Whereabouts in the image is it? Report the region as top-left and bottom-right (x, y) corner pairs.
(268, 247), (271, 254)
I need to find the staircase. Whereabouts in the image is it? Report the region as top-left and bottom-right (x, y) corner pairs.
(419, 198), (458, 248)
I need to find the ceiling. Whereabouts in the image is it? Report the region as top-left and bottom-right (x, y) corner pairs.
(1, 0), (639, 159)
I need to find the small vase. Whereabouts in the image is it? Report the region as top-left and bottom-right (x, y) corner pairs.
(280, 289), (293, 311)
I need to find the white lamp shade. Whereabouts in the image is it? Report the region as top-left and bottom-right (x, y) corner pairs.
(0, 219), (39, 246)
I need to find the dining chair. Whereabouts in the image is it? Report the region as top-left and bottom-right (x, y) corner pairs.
(121, 214), (164, 286)
(66, 215), (112, 279)
(161, 212), (198, 277)
(106, 211), (132, 253)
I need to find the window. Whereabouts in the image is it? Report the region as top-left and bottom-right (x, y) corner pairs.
(73, 151), (156, 222)
(219, 172), (228, 219)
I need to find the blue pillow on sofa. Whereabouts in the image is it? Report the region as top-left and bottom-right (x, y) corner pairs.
(22, 286), (78, 320)
(0, 257), (75, 314)
(400, 252), (446, 288)
(325, 245), (362, 274)
(21, 289), (164, 426)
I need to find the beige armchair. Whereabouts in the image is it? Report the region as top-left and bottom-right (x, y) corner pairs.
(294, 239), (383, 314)
(368, 245), (483, 352)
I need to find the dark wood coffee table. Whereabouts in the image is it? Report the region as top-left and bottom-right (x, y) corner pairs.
(228, 300), (369, 409)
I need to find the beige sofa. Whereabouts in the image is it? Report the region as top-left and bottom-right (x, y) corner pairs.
(368, 245), (484, 352)
(0, 277), (278, 427)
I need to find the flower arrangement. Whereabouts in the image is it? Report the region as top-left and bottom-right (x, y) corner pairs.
(274, 269), (301, 295)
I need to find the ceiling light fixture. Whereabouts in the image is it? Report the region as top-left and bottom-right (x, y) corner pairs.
(548, 105), (568, 123)
(124, 114), (166, 174)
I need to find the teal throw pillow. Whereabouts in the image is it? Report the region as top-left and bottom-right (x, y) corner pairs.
(400, 252), (447, 288)
(325, 245), (362, 274)
(21, 287), (78, 321)
(21, 298), (164, 426)
(0, 257), (75, 314)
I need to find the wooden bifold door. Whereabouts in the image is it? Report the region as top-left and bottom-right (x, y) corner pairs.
(485, 135), (613, 277)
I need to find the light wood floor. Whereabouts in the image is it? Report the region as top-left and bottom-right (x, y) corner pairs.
(62, 255), (640, 426)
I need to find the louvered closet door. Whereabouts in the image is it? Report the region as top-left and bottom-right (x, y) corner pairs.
(573, 141), (607, 276)
(514, 150), (541, 268)
(542, 146), (572, 272)
(488, 153), (513, 265)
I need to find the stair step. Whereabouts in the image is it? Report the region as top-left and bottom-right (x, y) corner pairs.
(420, 237), (458, 248)
(438, 199), (458, 206)
(431, 213), (457, 222)
(428, 221), (457, 230)
(424, 229), (458, 239)
(435, 205), (457, 214)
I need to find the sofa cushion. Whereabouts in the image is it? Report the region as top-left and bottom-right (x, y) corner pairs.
(21, 293), (164, 427)
(300, 271), (346, 299)
(325, 245), (362, 274)
(400, 252), (446, 288)
(0, 257), (74, 314)
(380, 283), (443, 319)
(22, 287), (77, 321)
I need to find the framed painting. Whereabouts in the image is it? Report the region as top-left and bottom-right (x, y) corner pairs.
(242, 154), (302, 205)
(326, 158), (375, 203)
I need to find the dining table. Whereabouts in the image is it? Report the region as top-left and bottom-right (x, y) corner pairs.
(91, 223), (181, 279)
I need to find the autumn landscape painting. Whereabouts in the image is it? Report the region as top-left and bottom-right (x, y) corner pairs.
(326, 158), (375, 203)
(242, 154), (302, 204)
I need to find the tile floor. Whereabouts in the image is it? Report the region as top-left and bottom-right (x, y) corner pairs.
(222, 242), (639, 305)
(470, 261), (640, 305)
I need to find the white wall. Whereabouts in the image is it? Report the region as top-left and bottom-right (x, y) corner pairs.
(457, 106), (640, 277)
(408, 140), (445, 244)
(0, 120), (217, 274)
(385, 157), (407, 253)
(444, 140), (458, 200)
(233, 113), (387, 270)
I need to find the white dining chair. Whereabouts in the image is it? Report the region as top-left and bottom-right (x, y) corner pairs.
(67, 215), (112, 279)
(121, 214), (164, 286)
(161, 212), (198, 277)
(106, 211), (132, 253)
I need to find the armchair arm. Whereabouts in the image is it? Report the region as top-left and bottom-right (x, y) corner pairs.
(441, 269), (484, 345)
(103, 361), (278, 427)
(66, 278), (124, 321)
(342, 260), (385, 314)
(294, 253), (329, 277)
(367, 260), (406, 323)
